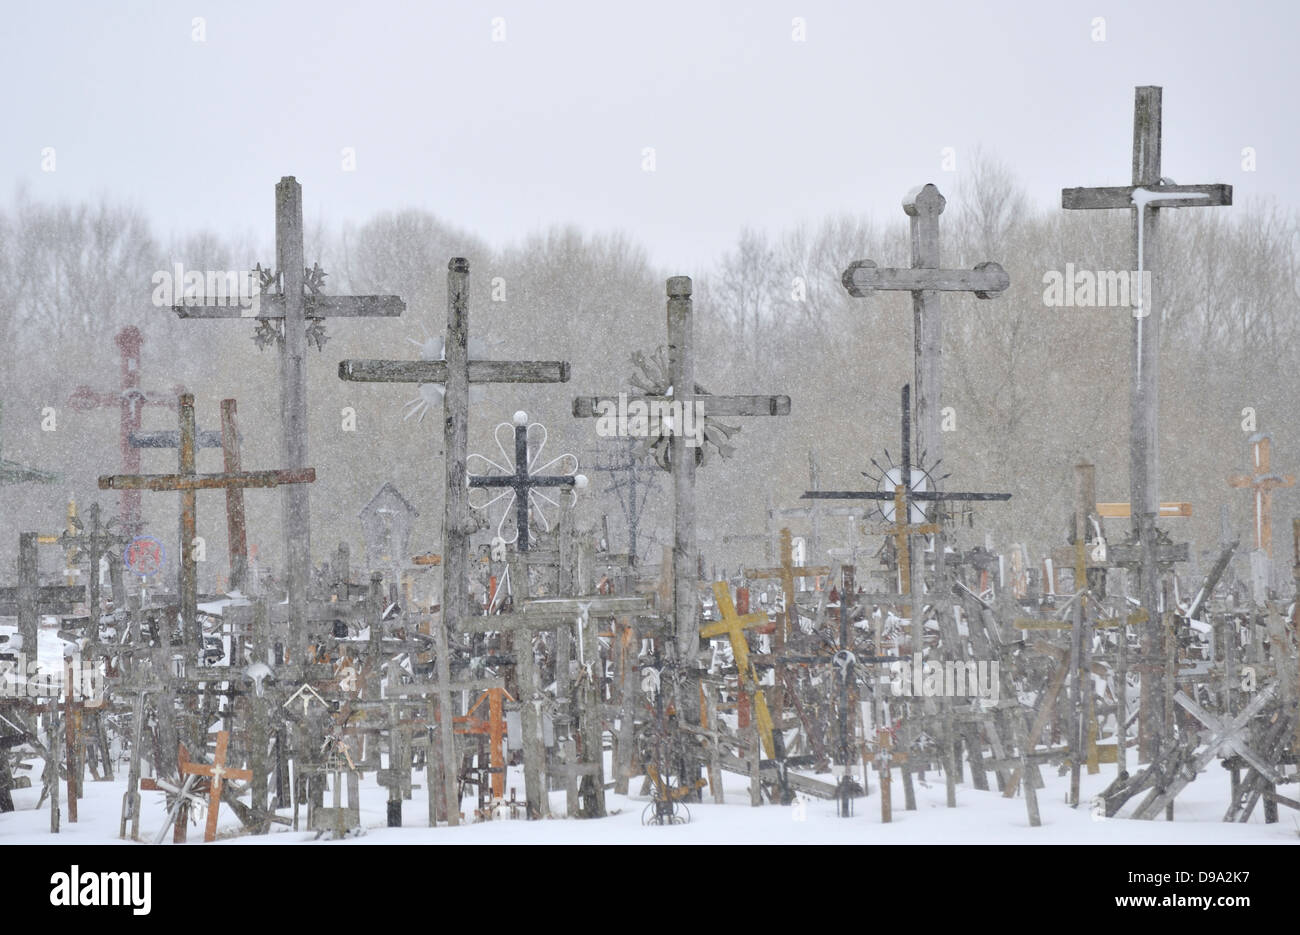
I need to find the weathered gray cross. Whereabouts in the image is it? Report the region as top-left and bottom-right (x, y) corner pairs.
(841, 183), (1009, 478)
(339, 257), (570, 821)
(573, 275), (792, 656)
(99, 393), (315, 649)
(1062, 86), (1232, 762)
(172, 177), (405, 656)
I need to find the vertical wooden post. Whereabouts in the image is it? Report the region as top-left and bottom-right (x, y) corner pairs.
(64, 662), (78, 822)
(221, 399), (249, 592)
(1070, 462), (1095, 805)
(275, 178), (312, 661)
(436, 257), (472, 826)
(667, 275), (697, 660)
(509, 555), (550, 819)
(250, 600), (269, 827)
(179, 394), (199, 647)
(17, 532), (37, 655)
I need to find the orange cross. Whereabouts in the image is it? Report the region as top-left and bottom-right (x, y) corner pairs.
(1228, 433), (1295, 555)
(180, 730), (252, 842)
(454, 686), (514, 798)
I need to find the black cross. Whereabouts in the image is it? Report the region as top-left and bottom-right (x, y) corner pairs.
(468, 414), (578, 552)
(802, 384), (1012, 516)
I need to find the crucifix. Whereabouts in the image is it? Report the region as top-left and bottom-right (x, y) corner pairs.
(172, 177), (405, 653)
(701, 581), (776, 760)
(178, 730), (253, 842)
(98, 393), (315, 649)
(1229, 431), (1294, 559)
(573, 275), (792, 657)
(520, 592), (654, 819)
(69, 326), (184, 533)
(840, 183), (1010, 516)
(1063, 86), (1232, 761)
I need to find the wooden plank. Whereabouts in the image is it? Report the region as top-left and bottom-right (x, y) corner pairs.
(1096, 501), (1192, 518)
(173, 294), (404, 319)
(99, 468), (315, 491)
(1061, 183), (1232, 210)
(339, 359), (570, 384)
(842, 260), (1009, 296)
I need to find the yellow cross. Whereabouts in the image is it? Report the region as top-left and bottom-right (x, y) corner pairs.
(701, 581), (777, 759)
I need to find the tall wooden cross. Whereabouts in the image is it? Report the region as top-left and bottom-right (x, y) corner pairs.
(1062, 86), (1232, 710)
(69, 326), (183, 533)
(339, 257), (570, 819)
(573, 275), (792, 656)
(337, 258), (569, 645)
(841, 183), (1010, 476)
(171, 177), (405, 652)
(98, 393), (315, 648)
(1229, 432), (1294, 557)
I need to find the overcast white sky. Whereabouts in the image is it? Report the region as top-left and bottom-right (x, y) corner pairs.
(4, 0), (1294, 270)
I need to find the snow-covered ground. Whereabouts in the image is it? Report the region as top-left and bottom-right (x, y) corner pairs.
(4, 753), (1295, 845)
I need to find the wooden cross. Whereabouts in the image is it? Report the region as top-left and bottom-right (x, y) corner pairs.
(469, 412), (581, 552)
(69, 326), (184, 532)
(129, 402), (251, 592)
(1229, 432), (1294, 557)
(554, 737), (603, 818)
(573, 275), (792, 656)
(701, 581), (777, 759)
(54, 502), (130, 640)
(179, 730), (253, 842)
(0, 532), (84, 653)
(453, 686), (512, 799)
(0, 402), (59, 486)
(745, 529), (831, 637)
(340, 254), (567, 695)
(840, 183), (1009, 476)
(1128, 682), (1280, 819)
(172, 178), (405, 653)
(98, 393), (315, 648)
(388, 673), (507, 826)
(1062, 88), (1232, 755)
